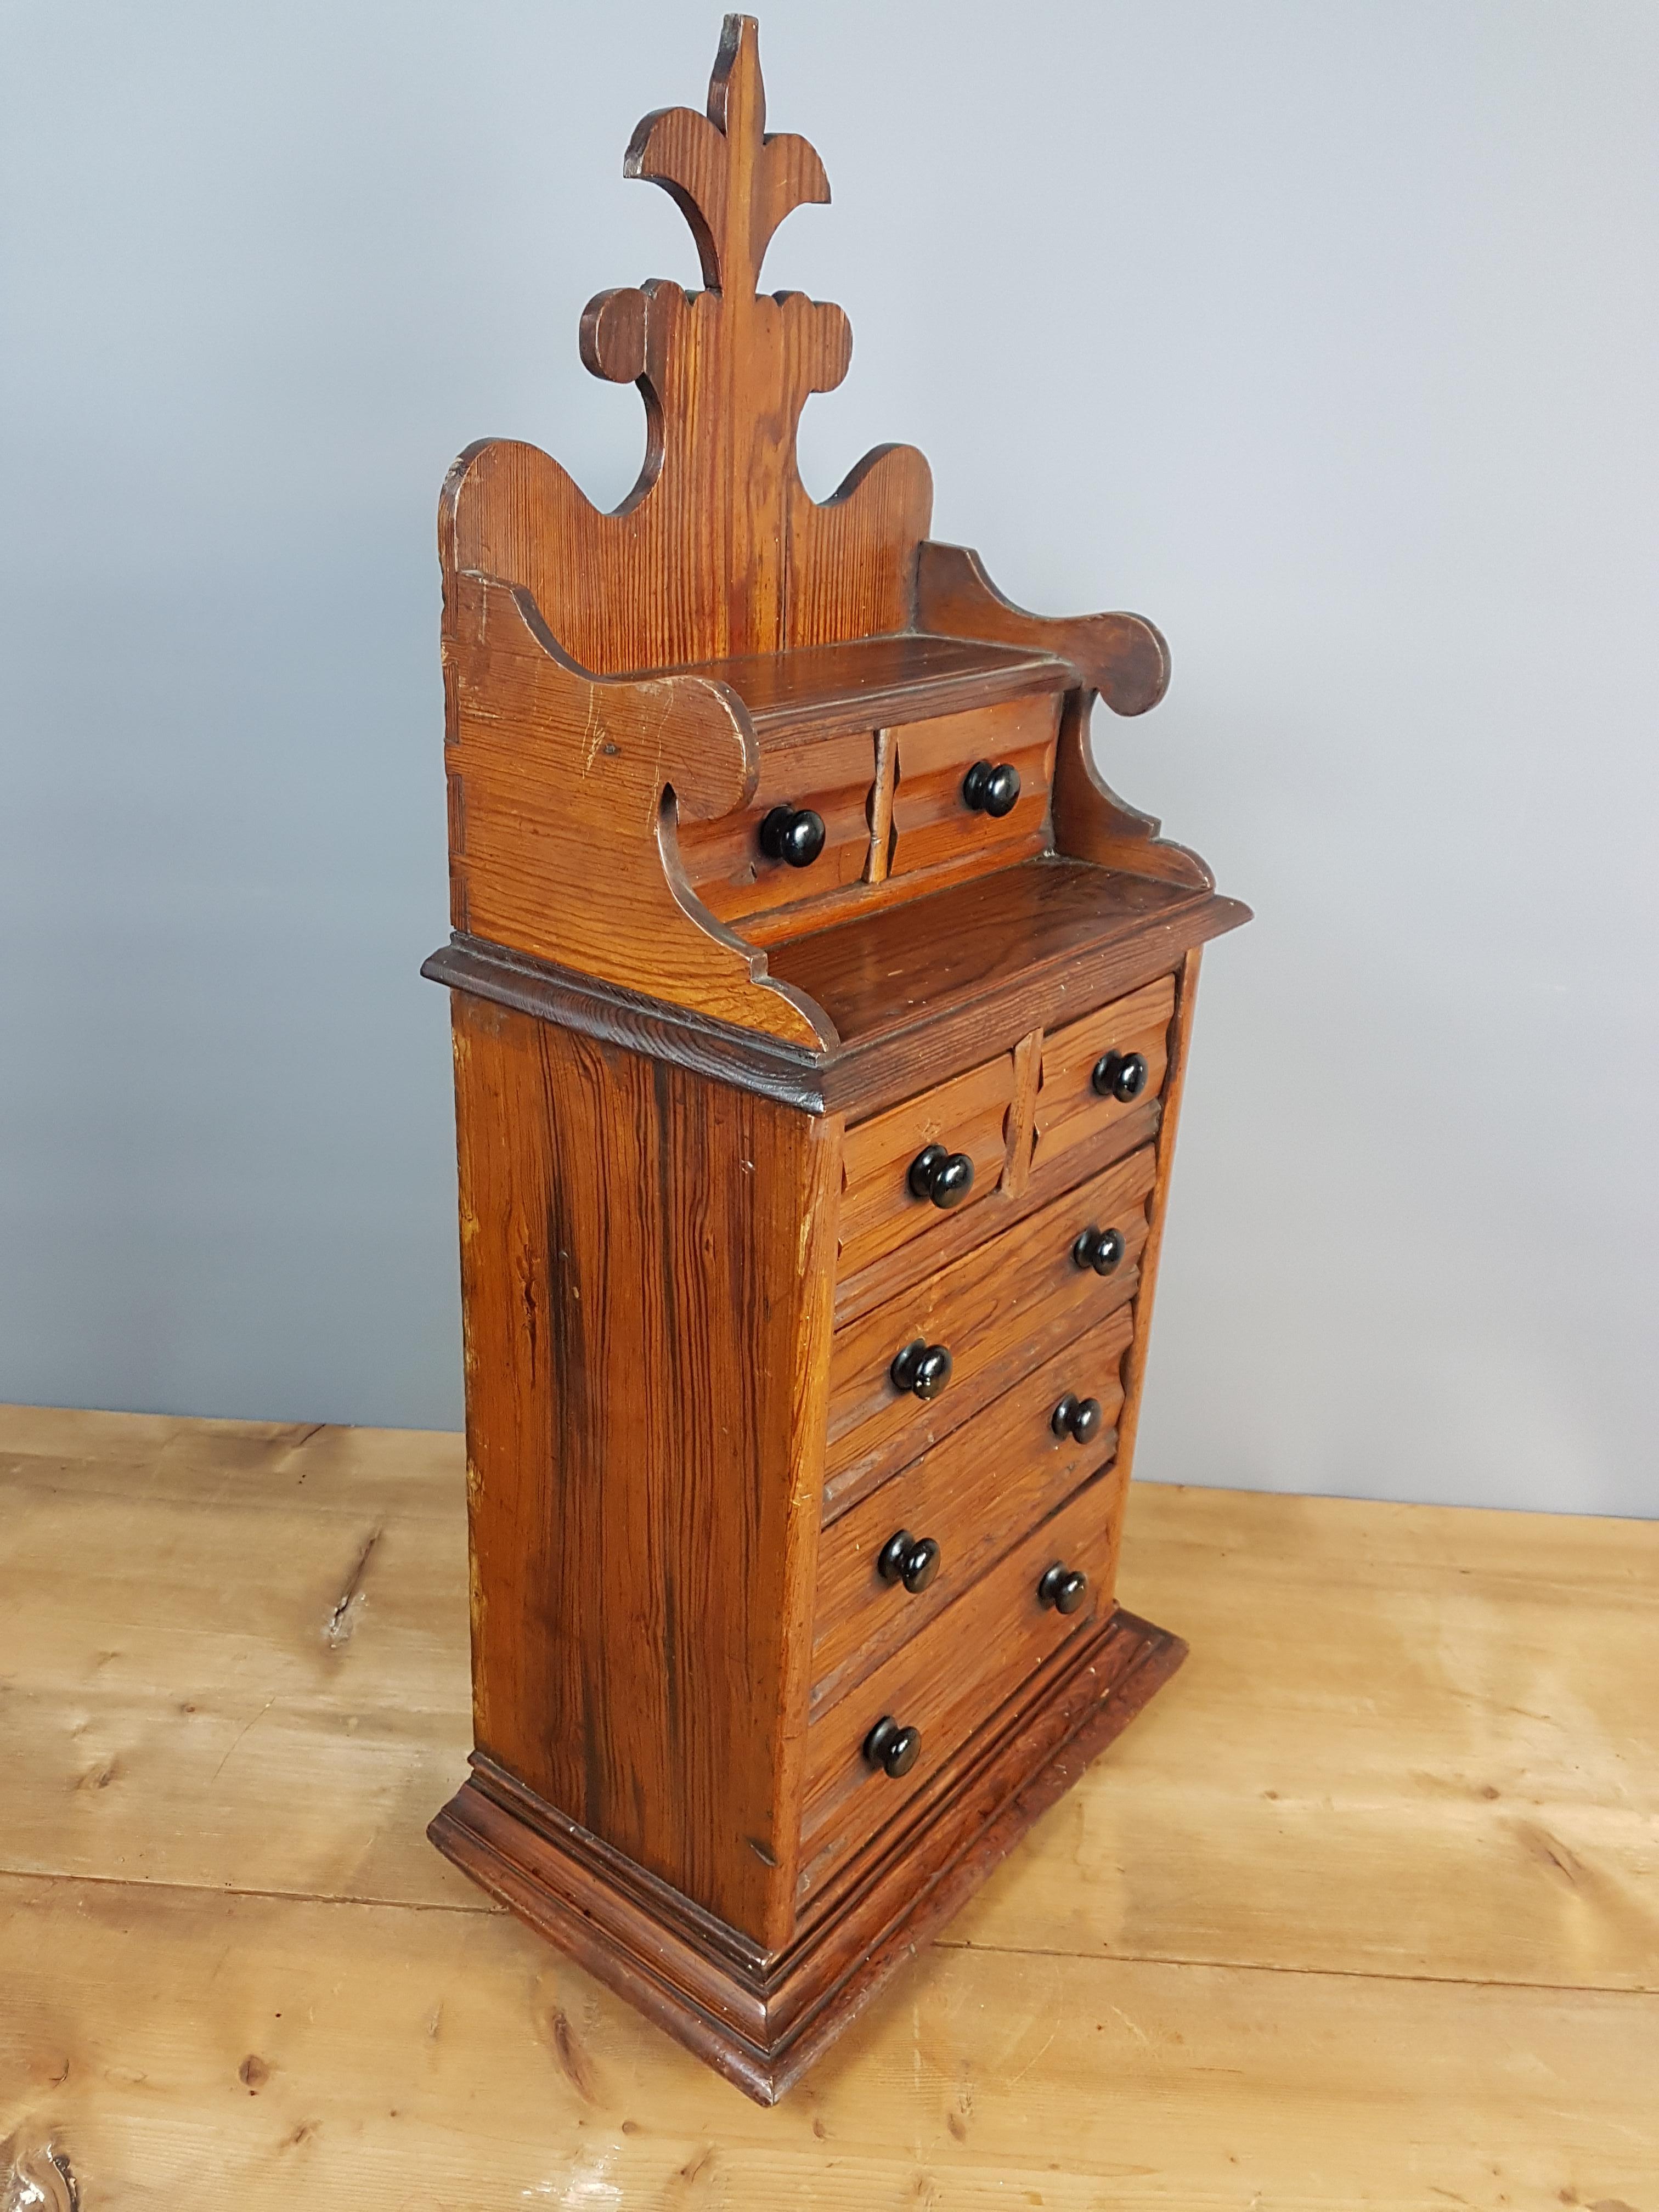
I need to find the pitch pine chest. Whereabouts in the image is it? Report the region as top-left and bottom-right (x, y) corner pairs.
(425, 14), (1249, 2101)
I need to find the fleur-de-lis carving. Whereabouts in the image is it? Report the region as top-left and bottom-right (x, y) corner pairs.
(627, 13), (829, 297)
(579, 15), (852, 414)
(444, 13), (932, 672)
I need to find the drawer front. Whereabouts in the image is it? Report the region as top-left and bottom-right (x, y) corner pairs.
(825, 1143), (1155, 1516)
(676, 730), (877, 926)
(811, 1304), (1134, 1715)
(1032, 975), (1176, 1181)
(887, 696), (1058, 880)
(799, 1466), (1126, 1892)
(837, 1052), (1014, 1280)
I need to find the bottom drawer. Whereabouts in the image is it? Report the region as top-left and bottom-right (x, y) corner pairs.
(797, 1465), (1126, 1899)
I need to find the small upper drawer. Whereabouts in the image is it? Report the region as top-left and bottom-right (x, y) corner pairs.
(825, 1142), (1156, 1516)
(836, 1052), (1014, 1280)
(810, 1303), (1133, 1717)
(798, 1464), (1125, 1903)
(887, 696), (1058, 881)
(1032, 975), (1176, 1181)
(675, 731), (877, 927)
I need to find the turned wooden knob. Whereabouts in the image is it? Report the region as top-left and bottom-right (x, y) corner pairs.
(1051, 1392), (1104, 1444)
(1092, 1048), (1149, 1102)
(878, 1529), (941, 1593)
(908, 1143), (974, 1209)
(758, 804), (827, 868)
(1072, 1224), (1126, 1276)
(864, 1715), (922, 1776)
(890, 1339), (953, 1400)
(961, 758), (1021, 818)
(1037, 1563), (1088, 1615)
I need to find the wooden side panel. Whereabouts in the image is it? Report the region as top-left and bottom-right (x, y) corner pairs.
(449, 990), (841, 1948)
(1113, 947), (1203, 1484)
(442, 572), (829, 1047)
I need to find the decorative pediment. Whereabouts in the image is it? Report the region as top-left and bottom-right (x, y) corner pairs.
(442, 14), (933, 674)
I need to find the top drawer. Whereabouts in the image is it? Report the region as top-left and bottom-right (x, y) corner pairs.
(1031, 975), (1176, 1181)
(675, 731), (877, 927)
(837, 1051), (1014, 1280)
(887, 696), (1058, 880)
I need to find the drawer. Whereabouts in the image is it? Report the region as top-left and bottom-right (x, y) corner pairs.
(1031, 975), (1176, 1181)
(798, 1465), (1126, 1893)
(887, 695), (1058, 879)
(837, 1052), (1014, 1279)
(825, 1142), (1156, 1516)
(810, 1304), (1134, 1715)
(676, 730), (877, 926)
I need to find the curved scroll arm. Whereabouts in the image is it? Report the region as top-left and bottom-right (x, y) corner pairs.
(915, 541), (1169, 716)
(915, 540), (1211, 892)
(440, 570), (834, 1048)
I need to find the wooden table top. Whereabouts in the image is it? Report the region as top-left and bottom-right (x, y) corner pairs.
(3, 1404), (1655, 2207)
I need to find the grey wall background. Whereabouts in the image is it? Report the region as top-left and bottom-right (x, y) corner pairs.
(3, 1), (1656, 1515)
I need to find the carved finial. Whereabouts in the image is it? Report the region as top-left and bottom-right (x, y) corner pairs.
(623, 15), (829, 294)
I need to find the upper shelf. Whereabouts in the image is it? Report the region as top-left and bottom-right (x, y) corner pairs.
(650, 633), (1075, 746)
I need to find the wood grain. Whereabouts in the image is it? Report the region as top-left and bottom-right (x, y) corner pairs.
(887, 697), (1058, 882)
(800, 1468), (1128, 1880)
(7, 1866), (1653, 2209)
(447, 991), (840, 1948)
(9, 1409), (1653, 1999)
(810, 1307), (1133, 1713)
(823, 1143), (1156, 1514)
(765, 854), (1245, 1051)
(1034, 971), (1176, 1180)
(835, 1049), (1014, 1278)
(916, 539), (1170, 718)
(441, 571), (827, 1045)
(667, 631), (1070, 742)
(443, 19), (933, 678)
(675, 727), (877, 929)
(4, 1407), (1658, 2198)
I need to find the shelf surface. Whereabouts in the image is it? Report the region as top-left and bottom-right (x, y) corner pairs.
(650, 630), (1074, 744)
(766, 855), (1246, 1051)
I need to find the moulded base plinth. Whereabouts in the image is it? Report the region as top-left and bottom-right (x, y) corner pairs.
(428, 1605), (1186, 2104)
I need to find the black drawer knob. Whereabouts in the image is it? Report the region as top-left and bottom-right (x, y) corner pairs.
(878, 1529), (941, 1593)
(890, 1338), (953, 1400)
(1092, 1048), (1149, 1102)
(1038, 1562), (1089, 1615)
(1072, 1224), (1126, 1276)
(759, 804), (827, 868)
(1051, 1392), (1105, 1444)
(908, 1143), (974, 1209)
(864, 1714), (922, 1777)
(961, 759), (1022, 818)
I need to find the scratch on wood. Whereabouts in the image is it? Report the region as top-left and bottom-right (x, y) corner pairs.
(324, 1528), (383, 1650)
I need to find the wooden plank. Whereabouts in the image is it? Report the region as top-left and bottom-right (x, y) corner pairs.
(3, 1409), (1656, 2000)
(448, 998), (842, 1949)
(0, 1411), (473, 1912)
(956, 1482), (1659, 1994)
(665, 631), (1070, 743)
(3, 1871), (1655, 2209)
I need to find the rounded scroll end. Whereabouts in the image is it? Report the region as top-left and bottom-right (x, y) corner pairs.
(1105, 616), (1172, 718)
(580, 287), (649, 385)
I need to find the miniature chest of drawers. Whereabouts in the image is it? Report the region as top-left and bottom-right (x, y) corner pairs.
(424, 15), (1249, 2102)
